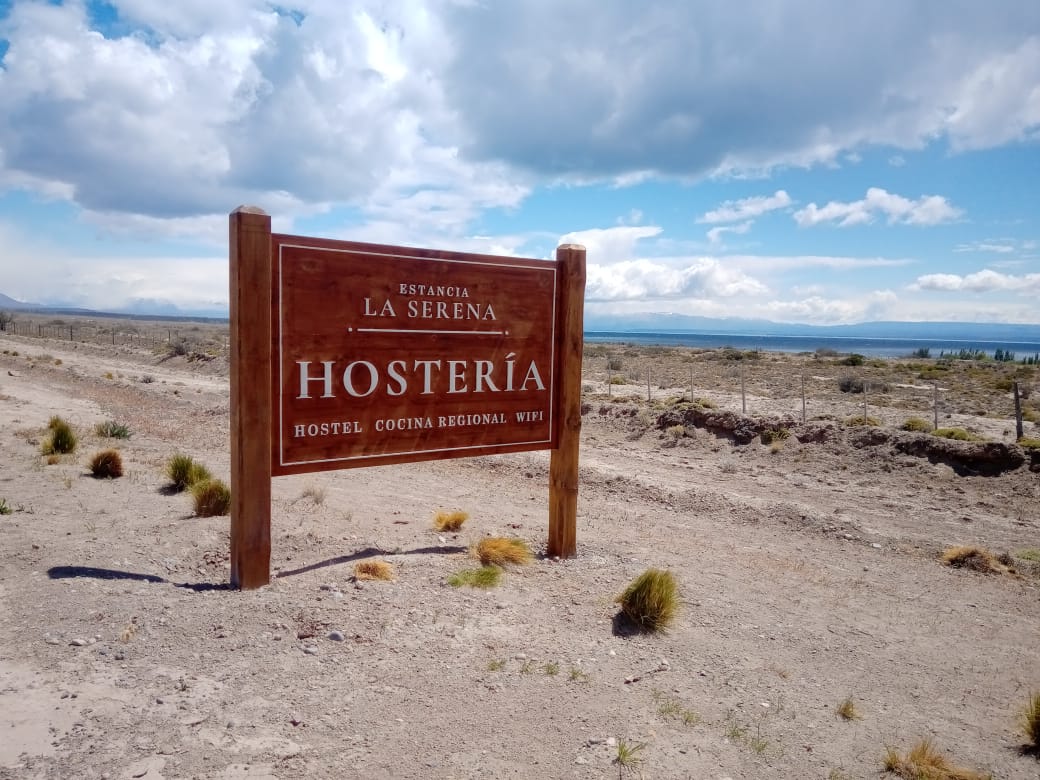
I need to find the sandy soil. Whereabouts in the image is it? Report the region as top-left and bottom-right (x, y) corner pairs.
(1, 322), (1038, 779)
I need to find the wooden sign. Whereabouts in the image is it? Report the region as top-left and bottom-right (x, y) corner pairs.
(272, 236), (559, 475)
(229, 207), (585, 589)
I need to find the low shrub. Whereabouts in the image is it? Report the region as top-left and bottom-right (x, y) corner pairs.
(474, 537), (532, 566)
(0, 498), (11, 515)
(882, 738), (989, 779)
(616, 568), (679, 633)
(665, 424), (686, 440)
(845, 415), (880, 427)
(761, 427), (790, 444)
(166, 454), (212, 491)
(901, 417), (932, 432)
(88, 449), (124, 479)
(42, 417), (77, 455)
(1017, 437), (1040, 450)
(433, 509), (468, 532)
(95, 420), (131, 439)
(191, 479), (231, 517)
(354, 560), (395, 581)
(941, 545), (1005, 574)
(841, 353), (865, 366)
(933, 427), (985, 442)
(838, 376), (865, 394)
(692, 396), (717, 409)
(1020, 691), (1040, 751)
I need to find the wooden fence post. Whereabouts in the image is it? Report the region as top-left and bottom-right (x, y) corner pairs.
(801, 374), (806, 424)
(548, 244), (586, 559)
(229, 206), (273, 589)
(933, 382), (939, 431)
(1014, 381), (1024, 440)
(740, 365), (746, 413)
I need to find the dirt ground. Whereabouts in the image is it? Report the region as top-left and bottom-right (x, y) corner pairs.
(1, 317), (1039, 779)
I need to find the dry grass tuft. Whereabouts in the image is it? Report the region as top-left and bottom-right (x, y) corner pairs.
(882, 738), (990, 779)
(433, 509), (469, 532)
(616, 568), (680, 633)
(902, 416), (933, 432)
(1020, 691), (1040, 751)
(354, 560), (395, 581)
(473, 536), (532, 566)
(88, 449), (124, 479)
(836, 696), (860, 721)
(191, 479), (231, 517)
(941, 545), (1008, 574)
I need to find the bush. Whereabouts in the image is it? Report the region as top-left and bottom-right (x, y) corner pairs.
(1021, 691), (1040, 750)
(838, 376), (865, 394)
(1017, 437), (1040, 450)
(761, 428), (790, 444)
(841, 353), (865, 366)
(883, 738), (988, 780)
(95, 420), (131, 439)
(88, 449), (124, 479)
(191, 479), (231, 517)
(616, 568), (679, 633)
(845, 415), (880, 427)
(474, 537), (532, 566)
(433, 509), (468, 532)
(933, 427), (985, 442)
(941, 545), (1005, 574)
(354, 560), (395, 581)
(41, 417), (77, 455)
(166, 454), (212, 491)
(901, 417), (933, 432)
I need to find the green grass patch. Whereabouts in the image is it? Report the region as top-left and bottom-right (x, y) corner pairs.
(933, 427), (985, 442)
(191, 479), (231, 517)
(41, 417), (77, 455)
(447, 565), (501, 589)
(616, 568), (680, 633)
(94, 420), (131, 439)
(901, 417), (932, 432)
(165, 454), (212, 491)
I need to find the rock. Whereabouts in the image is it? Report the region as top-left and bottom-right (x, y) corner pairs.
(327, 630), (345, 642)
(302, 645), (318, 655)
(605, 737), (617, 747)
(70, 638), (88, 647)
(45, 637), (60, 645)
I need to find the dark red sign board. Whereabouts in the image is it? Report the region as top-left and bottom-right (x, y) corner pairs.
(271, 235), (559, 475)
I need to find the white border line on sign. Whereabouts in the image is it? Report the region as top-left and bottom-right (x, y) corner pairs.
(276, 240), (559, 469)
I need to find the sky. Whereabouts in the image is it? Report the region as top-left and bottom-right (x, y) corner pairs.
(0, 1), (1038, 326)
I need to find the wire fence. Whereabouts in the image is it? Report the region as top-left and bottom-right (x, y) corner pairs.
(1, 319), (227, 353)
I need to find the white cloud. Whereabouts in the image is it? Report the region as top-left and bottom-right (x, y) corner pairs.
(558, 226), (662, 266)
(954, 239), (1017, 254)
(586, 257), (767, 301)
(706, 221), (751, 245)
(794, 187), (961, 227)
(911, 269), (1040, 294)
(697, 190), (792, 224)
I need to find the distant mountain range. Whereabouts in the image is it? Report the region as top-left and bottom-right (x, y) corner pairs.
(3, 292), (1040, 339)
(585, 312), (1040, 342)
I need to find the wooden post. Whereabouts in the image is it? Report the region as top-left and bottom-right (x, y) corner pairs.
(863, 380), (868, 421)
(933, 382), (939, 431)
(606, 356), (612, 397)
(548, 244), (586, 558)
(229, 206), (273, 588)
(690, 365), (694, 402)
(646, 366), (651, 402)
(1014, 381), (1024, 440)
(801, 374), (806, 424)
(740, 365), (746, 413)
